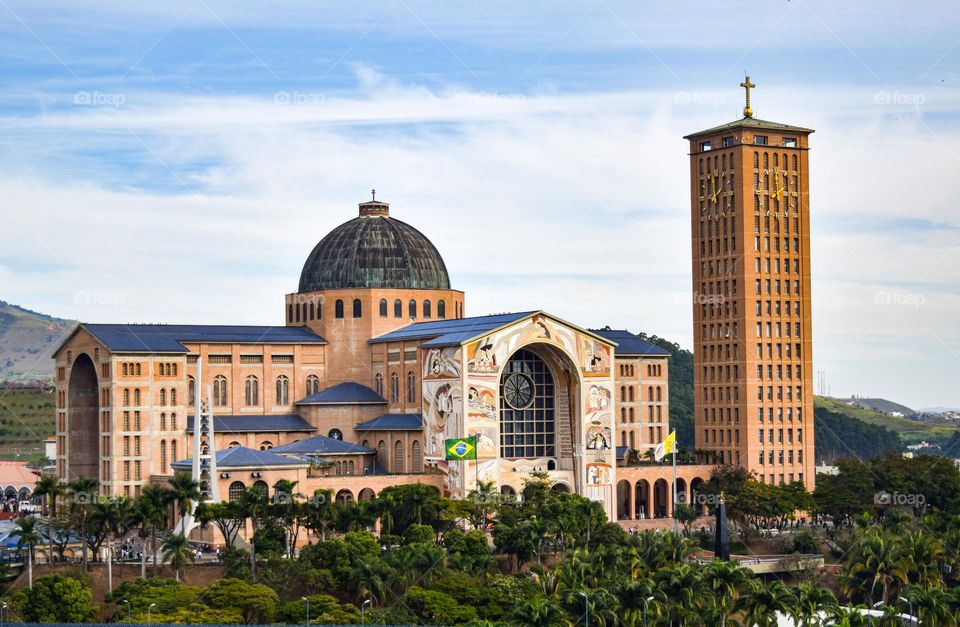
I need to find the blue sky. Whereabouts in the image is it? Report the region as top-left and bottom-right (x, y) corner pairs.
(1, 0), (958, 410)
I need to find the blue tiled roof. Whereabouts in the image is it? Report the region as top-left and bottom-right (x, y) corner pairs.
(297, 381), (386, 405)
(272, 435), (373, 455)
(185, 414), (315, 433)
(355, 413), (423, 431)
(172, 446), (308, 469)
(590, 329), (670, 356)
(78, 323), (326, 353)
(370, 311), (537, 347)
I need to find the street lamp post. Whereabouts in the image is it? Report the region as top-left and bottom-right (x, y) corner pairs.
(301, 596), (309, 627)
(579, 591), (588, 626)
(643, 595), (654, 627)
(148, 602), (157, 625)
(361, 599), (372, 627)
(122, 599), (131, 622)
(2, 601), (8, 626)
(898, 596), (913, 626)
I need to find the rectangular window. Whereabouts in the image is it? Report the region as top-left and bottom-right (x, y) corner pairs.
(700, 141), (713, 151)
(754, 135), (768, 145)
(208, 354), (232, 364)
(782, 137), (797, 148)
(722, 137), (734, 147)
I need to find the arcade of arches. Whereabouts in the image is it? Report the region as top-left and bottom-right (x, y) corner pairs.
(614, 465), (714, 522)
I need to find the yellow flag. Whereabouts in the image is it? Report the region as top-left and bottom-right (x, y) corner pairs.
(654, 430), (677, 461)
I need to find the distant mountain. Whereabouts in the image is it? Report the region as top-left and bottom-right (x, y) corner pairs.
(839, 396), (916, 417)
(0, 301), (76, 383)
(920, 407), (960, 415)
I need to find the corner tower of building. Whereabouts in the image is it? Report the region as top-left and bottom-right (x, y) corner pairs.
(684, 78), (815, 490)
(286, 195), (465, 385)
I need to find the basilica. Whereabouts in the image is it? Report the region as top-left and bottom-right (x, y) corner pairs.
(53, 195), (691, 524)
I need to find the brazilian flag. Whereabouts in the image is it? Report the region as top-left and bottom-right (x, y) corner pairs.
(445, 436), (477, 460)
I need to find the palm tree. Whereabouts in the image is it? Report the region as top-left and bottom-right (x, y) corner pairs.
(67, 476), (99, 571)
(792, 583), (837, 626)
(736, 579), (795, 627)
(304, 488), (337, 542)
(614, 578), (660, 626)
(90, 498), (130, 592)
(161, 533), (195, 581)
(131, 486), (167, 577)
(33, 475), (64, 518)
(166, 474), (202, 537)
(904, 585), (955, 626)
(15, 516), (40, 588)
(900, 530), (944, 588)
(845, 532), (910, 605)
(700, 559), (751, 623)
(515, 597), (567, 627)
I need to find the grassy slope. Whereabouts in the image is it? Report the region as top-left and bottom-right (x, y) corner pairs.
(815, 396), (955, 444)
(0, 387), (55, 459)
(0, 300), (76, 383)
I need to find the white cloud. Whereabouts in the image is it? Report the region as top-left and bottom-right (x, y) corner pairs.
(1, 76), (959, 408)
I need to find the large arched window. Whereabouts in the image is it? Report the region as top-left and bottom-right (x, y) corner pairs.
(276, 375), (289, 405)
(160, 413), (167, 430)
(408, 299), (417, 319)
(171, 439), (178, 462)
(500, 349), (555, 459)
(390, 373), (399, 403)
(306, 374), (319, 396)
(188, 377), (195, 405)
(406, 371), (416, 403)
(353, 298), (362, 318)
(335, 299), (344, 318)
(160, 440), (167, 473)
(379, 298), (388, 317)
(374, 373), (384, 397)
(377, 440), (388, 469)
(394, 299), (402, 318)
(656, 386), (662, 401)
(171, 388), (177, 405)
(123, 388), (130, 405)
(423, 300), (431, 318)
(245, 376), (259, 406)
(214, 376), (228, 406)
(438, 300), (446, 319)
(133, 389), (141, 406)
(228, 481), (246, 502)
(394, 440), (406, 473)
(411, 440), (422, 472)
(252, 480), (268, 498)
(160, 389), (166, 406)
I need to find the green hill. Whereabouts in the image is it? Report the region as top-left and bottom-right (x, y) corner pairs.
(815, 396), (955, 445)
(0, 300), (76, 383)
(0, 386), (55, 460)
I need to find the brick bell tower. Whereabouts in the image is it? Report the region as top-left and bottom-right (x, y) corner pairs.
(684, 78), (816, 490)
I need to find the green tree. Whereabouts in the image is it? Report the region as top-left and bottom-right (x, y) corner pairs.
(67, 475), (99, 570)
(33, 474), (64, 518)
(15, 515), (40, 588)
(405, 586), (479, 625)
(200, 577), (280, 624)
(131, 485), (169, 577)
(195, 500), (246, 550)
(792, 583), (838, 626)
(736, 579), (795, 627)
(13, 573), (97, 623)
(161, 533), (195, 581)
(166, 474), (202, 537)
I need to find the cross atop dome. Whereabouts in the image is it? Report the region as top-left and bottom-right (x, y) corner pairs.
(740, 75), (756, 118)
(359, 189), (390, 217)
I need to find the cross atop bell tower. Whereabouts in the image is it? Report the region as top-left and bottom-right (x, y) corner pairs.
(740, 75), (756, 118)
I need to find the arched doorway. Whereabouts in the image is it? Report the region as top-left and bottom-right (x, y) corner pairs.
(635, 480), (650, 520)
(675, 478), (688, 506)
(336, 489), (354, 505)
(616, 480), (631, 519)
(691, 477), (706, 515)
(653, 478), (669, 518)
(552, 482), (571, 494)
(67, 353), (100, 481)
(358, 488), (376, 502)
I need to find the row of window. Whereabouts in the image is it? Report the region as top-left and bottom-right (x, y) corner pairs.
(755, 278), (801, 297)
(757, 386), (804, 402)
(206, 375), (292, 407)
(700, 322), (739, 341)
(619, 426), (664, 449)
(701, 343), (740, 362)
(702, 364), (741, 383)
(755, 235), (797, 254)
(755, 321), (802, 339)
(703, 407), (741, 423)
(618, 385), (663, 402)
(758, 449), (805, 465)
(700, 300), (740, 320)
(373, 372), (417, 404)
(158, 439), (179, 473)
(618, 364), (635, 377)
(289, 298), (459, 322)
(758, 427), (803, 444)
(619, 405), (664, 423)
(698, 236), (737, 258)
(699, 256), (738, 277)
(757, 364), (803, 380)
(757, 407), (804, 423)
(755, 300), (802, 318)
(702, 386), (740, 403)
(760, 473), (804, 485)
